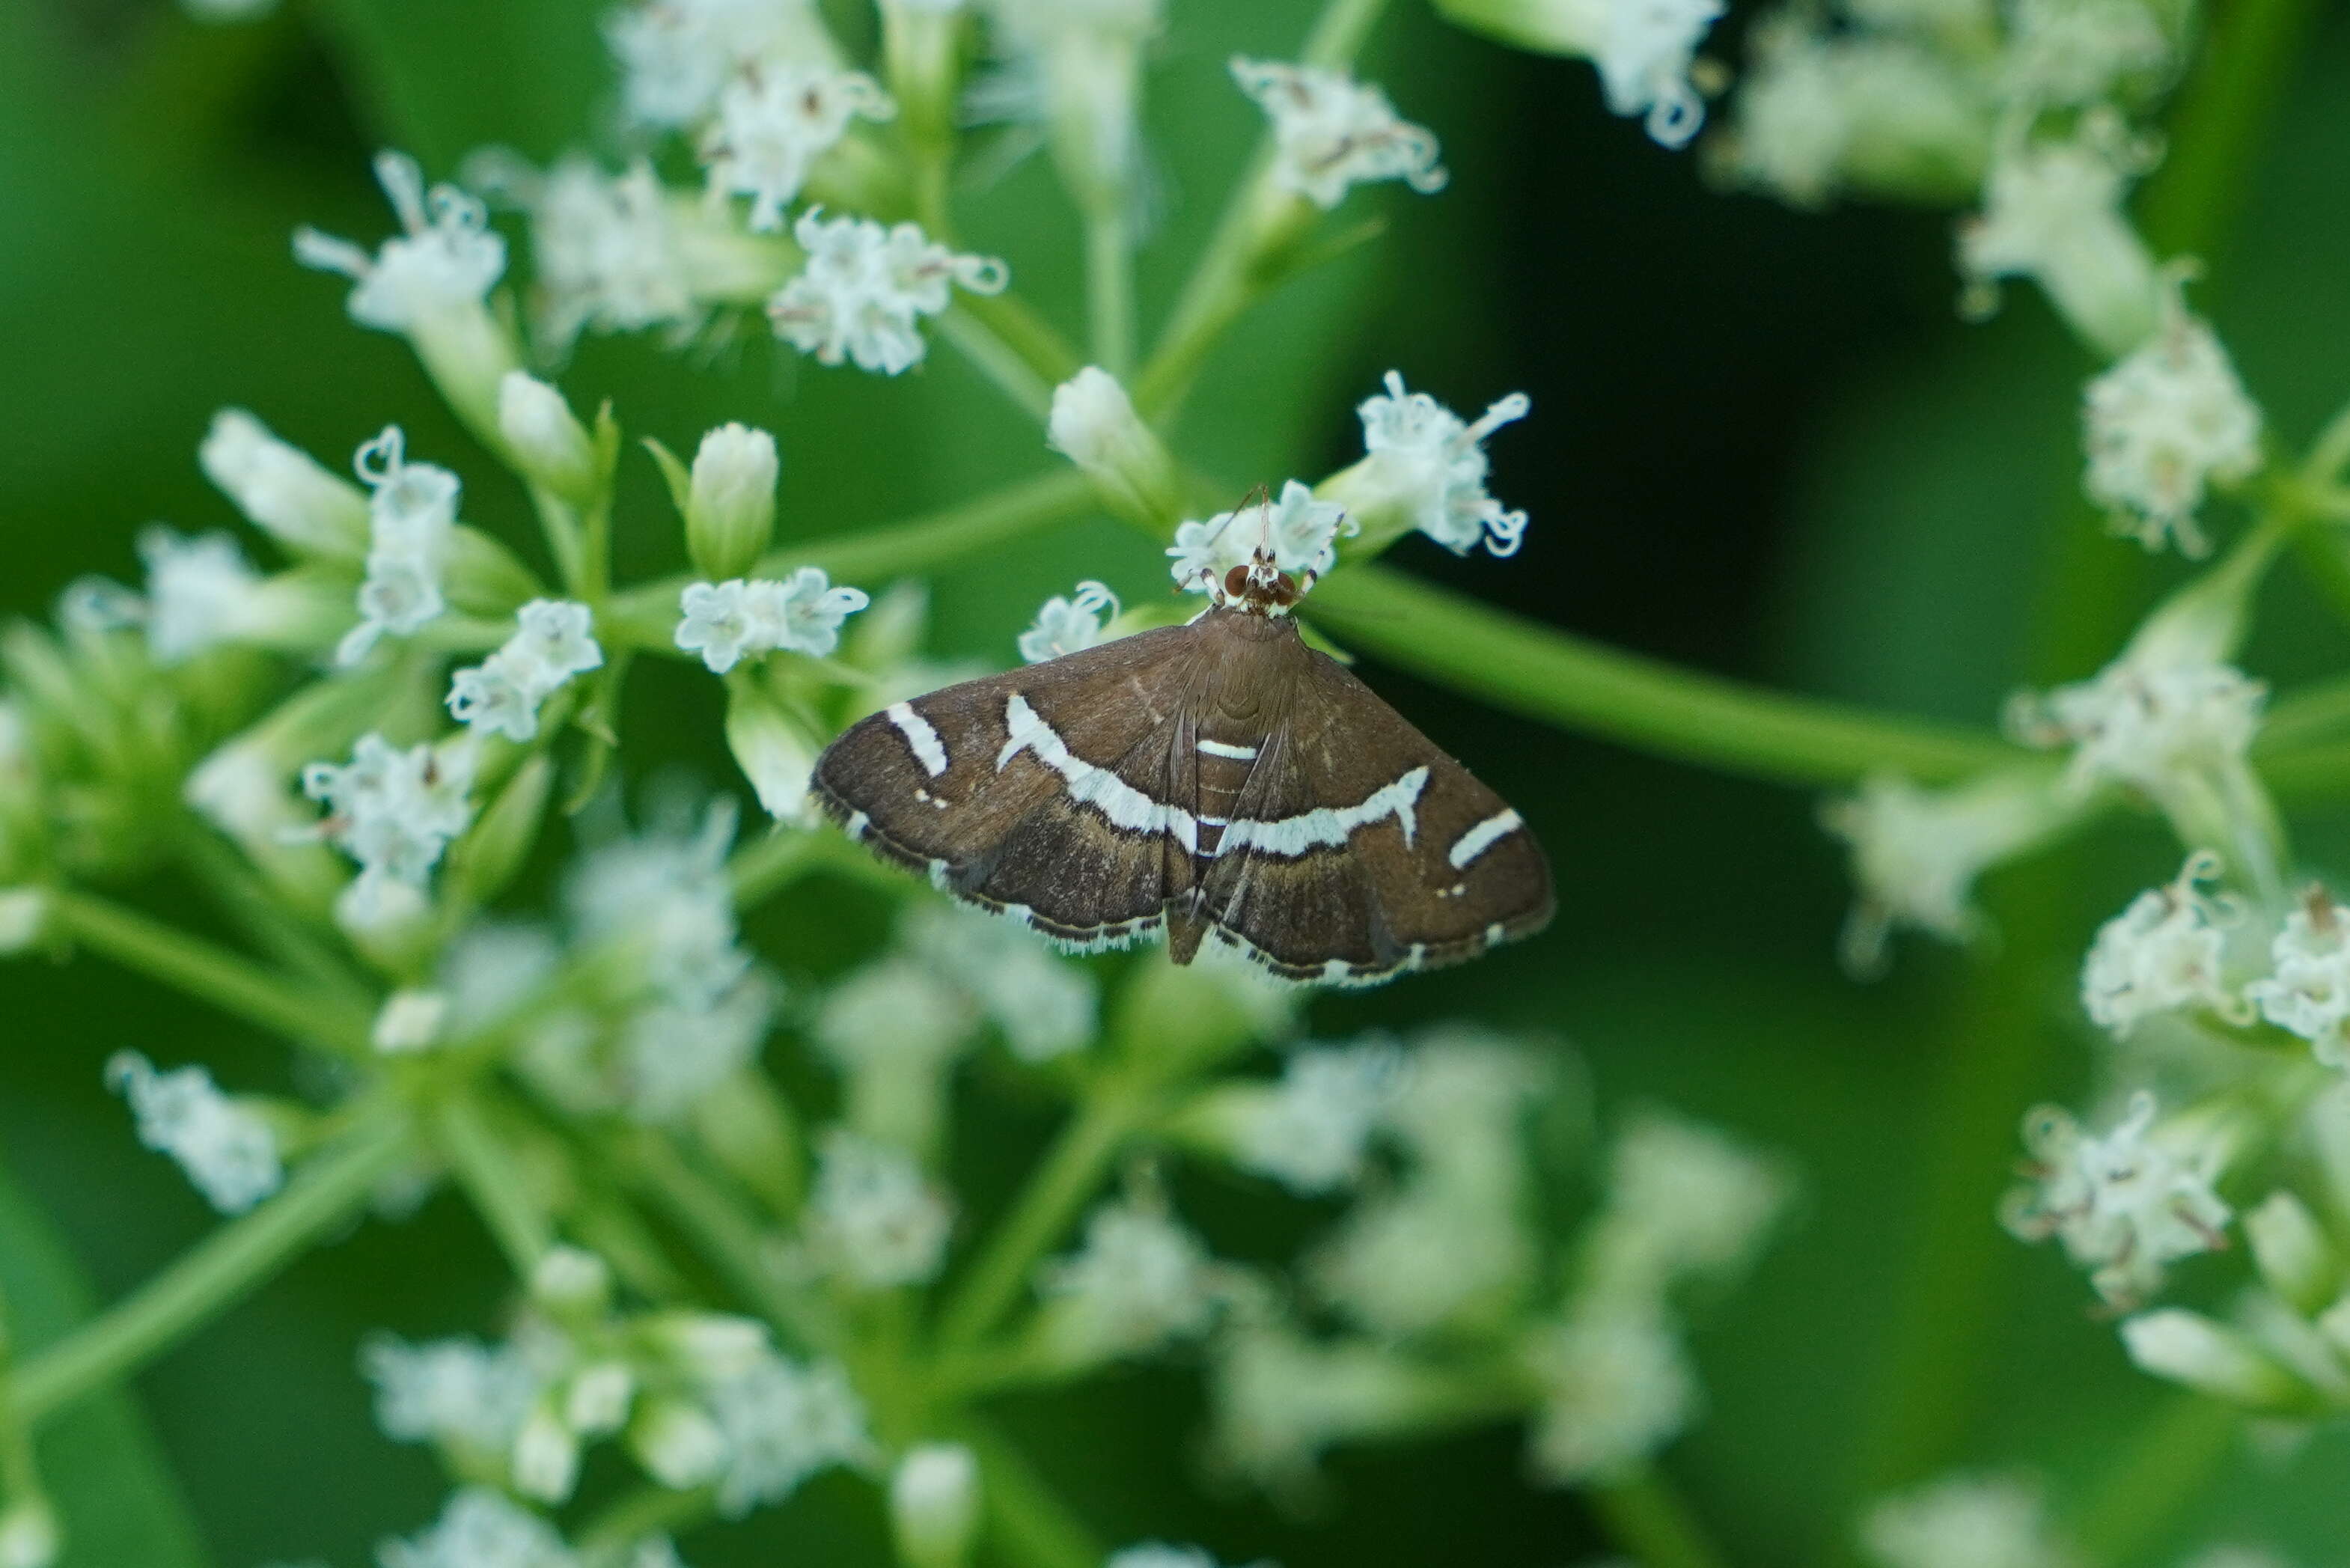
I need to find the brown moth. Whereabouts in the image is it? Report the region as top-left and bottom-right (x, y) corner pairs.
(810, 540), (1552, 986)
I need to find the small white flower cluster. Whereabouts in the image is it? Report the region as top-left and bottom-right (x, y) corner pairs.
(2083, 286), (2264, 557)
(2078, 850), (2245, 1038)
(198, 406), (370, 561)
(376, 1488), (575, 1568)
(768, 210), (1008, 374)
(1038, 1186), (1225, 1367)
(1106, 1546), (1235, 1568)
(1860, 1473), (2076, 1568)
(2247, 889), (2350, 1066)
(905, 900), (1099, 1062)
(1819, 769), (2076, 974)
(1349, 372), (1531, 556)
(339, 427), (460, 666)
(804, 1128), (954, 1289)
(1587, 0), (1727, 147)
(296, 152), (506, 335)
(302, 733), (476, 918)
(134, 528), (266, 666)
(2008, 651), (2265, 809)
(1219, 1038), (1406, 1197)
(704, 1350), (873, 1516)
(506, 157), (698, 351)
(704, 66), (896, 232)
(1230, 58), (1447, 210)
(1019, 580), (1120, 665)
(105, 1051), (283, 1214)
(674, 566), (870, 673)
(605, 0), (843, 131)
(1956, 118), (2159, 353)
(447, 600), (604, 742)
(2000, 1090), (2231, 1309)
(1168, 481), (1354, 601)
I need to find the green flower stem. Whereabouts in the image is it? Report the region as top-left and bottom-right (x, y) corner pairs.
(13, 1104), (410, 1428)
(937, 306), (1056, 421)
(2133, 0), (2323, 261)
(1085, 206), (1137, 379)
(932, 1083), (1147, 1352)
(602, 470), (1097, 652)
(46, 888), (374, 1058)
(574, 1482), (715, 1559)
(2069, 1394), (2241, 1565)
(1301, 0), (1396, 65)
(2255, 674), (2350, 751)
(2261, 739), (2350, 801)
(1304, 566), (2024, 786)
(171, 823), (370, 1004)
(1584, 1468), (1736, 1568)
(952, 1414), (1106, 1568)
(433, 1093), (552, 1273)
(622, 1131), (834, 1352)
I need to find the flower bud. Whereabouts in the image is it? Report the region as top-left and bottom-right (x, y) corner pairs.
(2247, 1192), (2341, 1317)
(370, 987), (448, 1053)
(2119, 1309), (2313, 1412)
(446, 754), (552, 909)
(687, 423), (781, 581)
(199, 409), (370, 562)
(0, 1498), (58, 1568)
(641, 1311), (771, 1381)
(891, 1444), (980, 1568)
(628, 1397), (727, 1488)
(531, 1244), (614, 1317)
(0, 889), (47, 954)
(335, 873), (436, 973)
(498, 372), (599, 502)
(724, 679), (821, 824)
(1047, 368), (1177, 528)
(512, 1400), (582, 1501)
(564, 1361), (637, 1436)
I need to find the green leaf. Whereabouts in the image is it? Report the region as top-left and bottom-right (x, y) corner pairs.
(0, 1142), (212, 1568)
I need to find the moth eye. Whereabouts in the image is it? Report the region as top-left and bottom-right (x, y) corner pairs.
(1272, 574), (1299, 605)
(1223, 565), (1250, 597)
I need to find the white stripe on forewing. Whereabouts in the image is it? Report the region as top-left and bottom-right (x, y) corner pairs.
(1198, 739), (1259, 760)
(998, 693), (1201, 854)
(888, 702), (950, 778)
(1221, 767), (1429, 858)
(1447, 808), (1523, 869)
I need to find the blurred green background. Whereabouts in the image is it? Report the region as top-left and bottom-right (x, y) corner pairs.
(7, 0), (2350, 1564)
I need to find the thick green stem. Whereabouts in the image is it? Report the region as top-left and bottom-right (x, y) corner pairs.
(953, 1415), (1105, 1568)
(1585, 1468), (1736, 1568)
(46, 889), (373, 1056)
(2069, 1394), (2240, 1566)
(14, 1106), (409, 1426)
(1305, 567), (2023, 786)
(435, 1093), (552, 1272)
(603, 471), (1097, 651)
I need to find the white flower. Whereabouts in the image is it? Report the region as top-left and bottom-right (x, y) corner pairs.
(564, 805), (748, 1009)
(1348, 371), (1530, 555)
(1230, 59), (1447, 209)
(1559, 0), (1728, 147)
(1821, 770), (2075, 974)
(1523, 1306), (1697, 1483)
(686, 422), (780, 579)
(2078, 852), (2244, 1037)
(362, 1334), (540, 1453)
(1586, 1107), (1792, 1293)
(377, 1488), (576, 1568)
(675, 569), (870, 671)
(294, 151), (505, 333)
(1040, 1195), (1221, 1362)
(2083, 291), (2263, 558)
(106, 1051), (283, 1214)
(1205, 1312), (1447, 1486)
(704, 67), (894, 232)
(136, 528), (265, 665)
(302, 733), (476, 891)
(605, 0), (841, 129)
(705, 1353), (871, 1517)
(1313, 1181), (1533, 1337)
(198, 408), (370, 560)
(1019, 581), (1120, 664)
(448, 600), (604, 742)
(806, 1129), (953, 1287)
(2003, 0), (2170, 109)
(1958, 121), (2159, 354)
(1720, 22), (1989, 210)
(2009, 655), (2264, 805)
(768, 210), (1007, 374)
(1106, 1549), (1223, 1568)
(1860, 1474), (2075, 1568)
(0, 1499), (57, 1568)
(1230, 1040), (1404, 1195)
(2118, 1308), (2310, 1410)
(1046, 367), (1174, 523)
(619, 973), (775, 1121)
(338, 427), (459, 666)
(371, 988), (450, 1052)
(906, 903), (1099, 1061)
(1168, 481), (1353, 598)
(891, 1445), (980, 1568)
(522, 159), (696, 350)
(2000, 1090), (2231, 1308)
(2248, 891), (2350, 1064)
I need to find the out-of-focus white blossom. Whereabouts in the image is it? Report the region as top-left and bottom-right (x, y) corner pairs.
(1584, 1107), (1793, 1294)
(376, 1488), (576, 1568)
(1325, 372), (1530, 558)
(1522, 1305), (1697, 1483)
(1205, 1310), (1459, 1487)
(2009, 653), (2264, 809)
(2003, 0), (2170, 109)
(675, 568), (871, 672)
(605, 0), (843, 129)
(1105, 1548), (1224, 1568)
(891, 1445), (980, 1568)
(1170, 481), (1354, 599)
(106, 1051), (283, 1214)
(2119, 1308), (2312, 1411)
(199, 408), (372, 562)
(302, 733), (475, 906)
(1958, 120), (2159, 355)
(1019, 582), (1120, 665)
(448, 600), (604, 743)
(2248, 890), (2350, 1064)
(2083, 288), (2263, 558)
(1442, 0), (1724, 147)
(510, 158), (698, 350)
(1039, 1192), (1223, 1364)
(1859, 1474), (2076, 1568)
(704, 1352), (871, 1517)
(2001, 1089), (2231, 1308)
(1230, 59), (1447, 210)
(1221, 1040), (1404, 1196)
(768, 210), (1007, 374)
(906, 903), (1099, 1061)
(362, 1334), (540, 1456)
(135, 528), (266, 665)
(704, 67), (894, 231)
(2078, 852), (2246, 1037)
(1046, 368), (1176, 525)
(295, 152), (506, 334)
(806, 1129), (953, 1287)
(338, 427), (459, 666)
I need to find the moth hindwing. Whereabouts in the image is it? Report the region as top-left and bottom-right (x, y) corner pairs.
(810, 606), (1552, 986)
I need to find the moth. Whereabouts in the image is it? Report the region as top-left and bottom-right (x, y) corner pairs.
(810, 540), (1553, 986)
